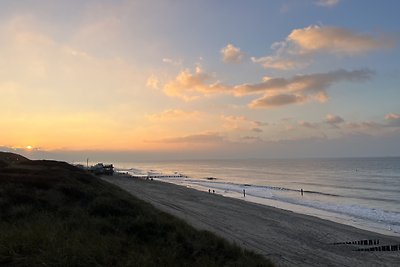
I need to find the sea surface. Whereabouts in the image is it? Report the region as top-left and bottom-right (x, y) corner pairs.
(113, 157), (400, 237)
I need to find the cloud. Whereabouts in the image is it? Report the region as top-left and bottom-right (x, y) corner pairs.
(0, 16), (143, 106)
(162, 57), (182, 66)
(297, 113), (400, 133)
(271, 113), (400, 143)
(161, 67), (372, 107)
(298, 120), (318, 128)
(221, 44), (245, 63)
(345, 121), (383, 131)
(325, 114), (345, 124)
(251, 128), (263, 133)
(153, 133), (224, 144)
(163, 66), (227, 101)
(236, 69), (373, 108)
(250, 93), (305, 108)
(315, 0), (340, 7)
(221, 115), (267, 132)
(147, 109), (201, 122)
(146, 74), (159, 89)
(385, 113), (400, 120)
(343, 113), (400, 131)
(385, 113), (400, 127)
(239, 136), (263, 143)
(252, 25), (394, 70)
(251, 40), (311, 70)
(288, 25), (394, 55)
(251, 56), (307, 70)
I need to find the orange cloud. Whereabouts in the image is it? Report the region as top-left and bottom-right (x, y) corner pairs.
(160, 67), (372, 108)
(146, 109), (202, 122)
(163, 67), (227, 101)
(0, 16), (158, 151)
(146, 132), (225, 151)
(146, 74), (159, 89)
(165, 133), (223, 144)
(252, 25), (395, 70)
(221, 115), (266, 132)
(289, 25), (394, 55)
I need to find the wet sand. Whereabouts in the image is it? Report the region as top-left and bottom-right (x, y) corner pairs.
(102, 175), (400, 267)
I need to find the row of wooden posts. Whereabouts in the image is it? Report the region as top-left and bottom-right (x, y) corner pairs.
(332, 239), (400, 252)
(332, 239), (379, 245)
(354, 244), (400, 252)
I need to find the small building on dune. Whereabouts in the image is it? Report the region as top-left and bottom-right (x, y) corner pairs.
(90, 163), (114, 175)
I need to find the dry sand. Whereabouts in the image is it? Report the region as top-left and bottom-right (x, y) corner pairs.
(102, 175), (400, 267)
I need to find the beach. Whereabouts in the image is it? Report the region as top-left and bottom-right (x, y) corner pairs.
(116, 157), (400, 237)
(102, 175), (400, 267)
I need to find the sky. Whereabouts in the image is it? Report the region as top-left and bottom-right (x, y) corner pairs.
(1, 0), (400, 162)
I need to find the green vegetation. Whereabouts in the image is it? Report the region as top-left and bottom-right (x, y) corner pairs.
(0, 152), (273, 267)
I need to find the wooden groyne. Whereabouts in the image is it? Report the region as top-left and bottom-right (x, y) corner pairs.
(116, 172), (187, 179)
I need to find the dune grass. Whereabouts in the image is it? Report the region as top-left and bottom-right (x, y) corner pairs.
(0, 154), (273, 267)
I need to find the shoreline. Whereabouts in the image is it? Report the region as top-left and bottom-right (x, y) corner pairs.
(112, 169), (399, 238)
(161, 179), (400, 238)
(113, 158), (400, 239)
(103, 175), (400, 267)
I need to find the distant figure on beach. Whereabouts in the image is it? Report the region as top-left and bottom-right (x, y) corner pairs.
(301, 188), (304, 196)
(213, 190), (215, 194)
(208, 189), (211, 194)
(243, 189), (246, 197)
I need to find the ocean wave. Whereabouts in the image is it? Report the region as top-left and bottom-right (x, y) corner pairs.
(186, 179), (340, 197)
(269, 194), (400, 226)
(170, 178), (400, 227)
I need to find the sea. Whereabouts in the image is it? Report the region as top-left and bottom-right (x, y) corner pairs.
(112, 157), (400, 237)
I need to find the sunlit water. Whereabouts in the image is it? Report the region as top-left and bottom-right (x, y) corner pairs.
(112, 157), (400, 237)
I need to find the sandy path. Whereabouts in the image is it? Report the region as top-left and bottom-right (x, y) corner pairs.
(102, 176), (400, 267)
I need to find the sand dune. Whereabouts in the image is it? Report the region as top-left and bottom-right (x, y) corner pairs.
(102, 175), (400, 267)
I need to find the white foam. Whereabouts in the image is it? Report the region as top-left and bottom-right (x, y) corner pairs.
(115, 163), (400, 237)
(157, 177), (400, 237)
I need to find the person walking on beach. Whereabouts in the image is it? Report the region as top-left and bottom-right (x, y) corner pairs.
(243, 189), (246, 197)
(208, 189), (211, 194)
(301, 188), (303, 196)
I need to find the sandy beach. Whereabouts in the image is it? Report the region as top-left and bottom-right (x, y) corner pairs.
(102, 175), (400, 267)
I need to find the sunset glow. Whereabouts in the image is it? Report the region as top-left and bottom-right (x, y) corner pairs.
(0, 1), (399, 160)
